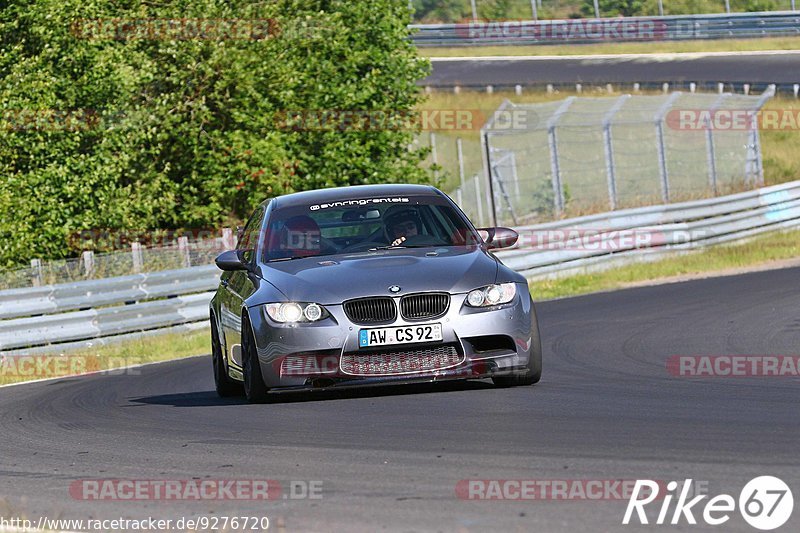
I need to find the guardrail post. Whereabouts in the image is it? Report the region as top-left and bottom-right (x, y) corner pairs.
(546, 97), (575, 216)
(654, 92), (683, 203)
(602, 95), (631, 211)
(30, 259), (42, 287)
(81, 251), (95, 278)
(178, 236), (191, 268)
(131, 242), (144, 273)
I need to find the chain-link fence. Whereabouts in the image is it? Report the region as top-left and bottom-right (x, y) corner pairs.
(449, 89), (774, 226)
(1, 231), (234, 290)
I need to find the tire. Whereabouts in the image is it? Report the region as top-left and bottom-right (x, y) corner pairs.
(211, 314), (243, 397)
(493, 298), (542, 388)
(242, 316), (270, 404)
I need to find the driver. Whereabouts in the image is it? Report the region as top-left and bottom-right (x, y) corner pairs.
(383, 207), (422, 246)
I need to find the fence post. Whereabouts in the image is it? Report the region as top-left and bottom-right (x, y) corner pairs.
(510, 151), (521, 198)
(430, 132), (439, 182)
(705, 94), (731, 195)
(749, 85), (776, 187)
(456, 137), (466, 192)
(131, 242), (144, 273)
(81, 250), (95, 278)
(480, 100), (513, 227)
(602, 95), (631, 210)
(546, 97), (576, 215)
(474, 175), (485, 227)
(30, 259), (42, 287)
(654, 91), (683, 203)
(222, 228), (234, 250)
(178, 236), (191, 268)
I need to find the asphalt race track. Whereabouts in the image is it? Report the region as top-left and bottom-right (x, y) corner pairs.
(1, 266), (799, 532)
(425, 51), (800, 88)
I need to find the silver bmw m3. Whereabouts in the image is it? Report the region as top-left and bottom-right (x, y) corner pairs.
(210, 184), (542, 402)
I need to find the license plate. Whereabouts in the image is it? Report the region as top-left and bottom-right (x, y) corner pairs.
(358, 323), (443, 348)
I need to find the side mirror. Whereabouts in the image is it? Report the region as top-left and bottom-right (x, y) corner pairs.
(478, 227), (519, 250)
(215, 250), (248, 271)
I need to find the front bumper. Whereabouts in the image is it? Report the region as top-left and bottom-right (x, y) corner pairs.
(243, 288), (536, 391)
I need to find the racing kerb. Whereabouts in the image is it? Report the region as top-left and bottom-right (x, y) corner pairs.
(1, 180), (799, 353)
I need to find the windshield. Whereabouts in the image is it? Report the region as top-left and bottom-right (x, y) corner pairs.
(261, 195), (481, 262)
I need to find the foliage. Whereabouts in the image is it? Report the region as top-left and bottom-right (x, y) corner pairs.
(0, 0), (431, 266)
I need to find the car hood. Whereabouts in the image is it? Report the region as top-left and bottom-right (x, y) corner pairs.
(254, 246), (499, 305)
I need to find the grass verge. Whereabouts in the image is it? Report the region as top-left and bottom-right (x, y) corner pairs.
(530, 228), (800, 300)
(0, 327), (210, 386)
(420, 37), (800, 57)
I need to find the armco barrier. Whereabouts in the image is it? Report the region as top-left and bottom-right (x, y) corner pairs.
(501, 180), (800, 277)
(410, 11), (800, 46)
(0, 264), (219, 320)
(1, 180), (799, 351)
(0, 292), (213, 351)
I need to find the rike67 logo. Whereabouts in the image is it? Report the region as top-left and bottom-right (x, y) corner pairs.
(624, 477), (793, 530)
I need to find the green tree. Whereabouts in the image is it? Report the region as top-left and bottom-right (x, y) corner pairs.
(0, 0), (431, 267)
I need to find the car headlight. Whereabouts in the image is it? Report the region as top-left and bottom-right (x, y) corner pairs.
(465, 283), (516, 307)
(265, 302), (329, 323)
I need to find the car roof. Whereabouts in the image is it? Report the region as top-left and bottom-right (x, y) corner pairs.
(267, 184), (443, 209)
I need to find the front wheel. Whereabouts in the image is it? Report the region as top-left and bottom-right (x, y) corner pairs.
(493, 299), (542, 388)
(211, 314), (243, 397)
(242, 316), (270, 403)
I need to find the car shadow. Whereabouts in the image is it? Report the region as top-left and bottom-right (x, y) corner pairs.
(130, 380), (497, 407)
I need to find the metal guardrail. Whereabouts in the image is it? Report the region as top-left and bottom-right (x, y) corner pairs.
(410, 11), (800, 46)
(1, 180), (799, 352)
(500, 180), (800, 277)
(0, 264), (219, 320)
(0, 292), (212, 351)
